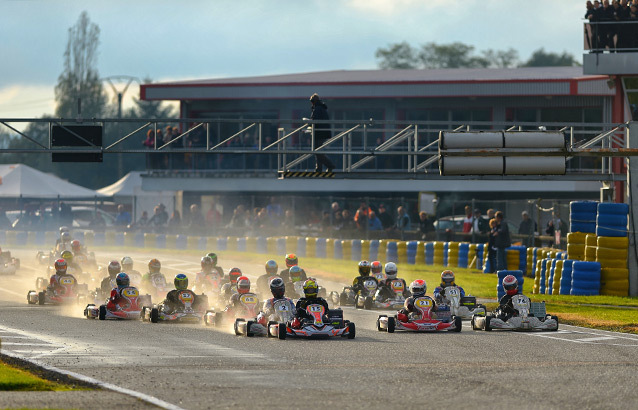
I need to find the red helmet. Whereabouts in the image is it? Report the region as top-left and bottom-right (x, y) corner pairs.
(285, 253), (298, 268)
(229, 268), (242, 284)
(108, 260), (121, 277)
(148, 258), (161, 273)
(71, 240), (81, 252)
(237, 276), (251, 294)
(503, 275), (518, 296)
(54, 258), (67, 274)
(409, 279), (426, 297)
(371, 261), (382, 274)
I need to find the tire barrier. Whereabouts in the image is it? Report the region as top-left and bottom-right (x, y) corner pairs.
(333, 240), (343, 260)
(256, 237), (267, 254)
(369, 240), (379, 262)
(236, 237), (246, 252)
(474, 243), (484, 270)
(226, 236), (237, 252)
(216, 237), (227, 251)
(547, 259), (557, 295)
(526, 248), (535, 277)
(539, 259), (548, 294)
(433, 242), (444, 266)
(425, 242), (434, 265)
(446, 242), (460, 267)
(386, 241), (398, 263)
(378, 240), (387, 263)
(296, 237), (306, 257)
(584, 245), (597, 262)
(533, 259), (542, 294)
(325, 238), (334, 259)
(316, 238), (327, 259)
(198, 237), (208, 251)
(176, 235), (187, 250)
(276, 237), (286, 255)
(93, 232), (105, 247)
(144, 233), (155, 248)
(559, 260), (575, 295)
(600, 267), (629, 296)
(351, 240), (362, 262)
(566, 231), (586, 260)
(457, 242), (469, 268)
(571, 261), (601, 296)
(361, 240), (370, 260)
(551, 259), (564, 295)
(596, 202), (629, 237)
(397, 241), (407, 264)
(416, 242), (425, 265)
(342, 239), (352, 261)
(407, 241), (418, 265)
(154, 234), (165, 249)
(497, 270), (524, 300)
(570, 200), (598, 233)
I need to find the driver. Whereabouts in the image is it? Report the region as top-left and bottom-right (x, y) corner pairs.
(60, 250), (81, 275)
(54, 226), (70, 249)
(375, 262), (409, 302)
(351, 260), (378, 296)
(194, 256), (222, 292)
(256, 277), (296, 326)
(220, 267), (243, 301)
(71, 240), (85, 257)
(291, 278), (330, 328)
(497, 275), (519, 321)
(224, 276), (257, 313)
(56, 231), (73, 253)
(48, 258), (69, 293)
(121, 256), (142, 286)
(256, 260), (279, 296)
(433, 270), (466, 303)
(285, 266), (306, 298)
(142, 258), (166, 287)
(206, 252), (225, 278)
(397, 279), (436, 322)
(106, 273), (132, 311)
(162, 273), (202, 313)
(100, 260), (121, 296)
(279, 254), (307, 283)
(371, 261), (385, 282)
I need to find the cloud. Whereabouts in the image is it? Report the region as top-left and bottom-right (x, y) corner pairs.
(0, 84), (56, 118)
(344, 0), (447, 15)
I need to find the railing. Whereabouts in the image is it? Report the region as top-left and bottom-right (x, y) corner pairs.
(583, 20), (638, 53)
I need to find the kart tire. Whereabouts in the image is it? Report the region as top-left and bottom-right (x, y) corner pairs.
(484, 315), (492, 331)
(376, 317), (382, 331)
(98, 305), (106, 321)
(471, 316), (477, 330)
(214, 312), (224, 327)
(234, 319), (241, 336)
(347, 322), (356, 339)
(38, 291), (45, 305)
(551, 315), (559, 331)
(267, 321), (277, 338)
(277, 322), (287, 340)
(339, 292), (348, 306)
(364, 296), (373, 310)
(27, 291), (35, 305)
(246, 321), (255, 337)
(354, 295), (361, 309)
(150, 308), (159, 323)
(453, 316), (462, 332)
(387, 317), (395, 334)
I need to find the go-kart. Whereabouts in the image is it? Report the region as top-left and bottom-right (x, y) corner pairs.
(142, 289), (207, 324)
(193, 273), (223, 309)
(206, 292), (260, 327)
(373, 279), (407, 310)
(377, 296), (461, 333)
(271, 304), (355, 340)
(84, 286), (152, 320)
(235, 298), (295, 337)
(0, 251), (20, 274)
(435, 286), (486, 321)
(27, 274), (89, 305)
(472, 294), (558, 331)
(143, 273), (170, 300)
(74, 253), (98, 273)
(330, 277), (378, 309)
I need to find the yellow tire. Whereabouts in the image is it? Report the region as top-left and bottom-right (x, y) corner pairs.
(595, 258), (627, 268)
(600, 279), (629, 293)
(601, 268), (629, 281)
(567, 232), (587, 245)
(585, 234), (597, 247)
(600, 289), (629, 297)
(596, 247), (628, 260)
(597, 236), (629, 249)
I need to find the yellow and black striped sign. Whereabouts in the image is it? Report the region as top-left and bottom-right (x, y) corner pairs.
(279, 171), (336, 179)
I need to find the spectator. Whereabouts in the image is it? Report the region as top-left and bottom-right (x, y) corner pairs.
(487, 218), (497, 273)
(518, 211), (537, 247)
(89, 212), (106, 230)
(462, 205), (472, 234)
(206, 201), (222, 228)
(368, 211), (382, 231)
(148, 206), (166, 232)
(377, 203), (393, 230)
(395, 206), (411, 239)
(332, 211), (343, 231)
(282, 209), (296, 232)
(266, 197), (283, 227)
(493, 211), (512, 271)
(331, 202), (340, 219)
(418, 211), (434, 240)
(472, 209), (488, 234)
(309, 93), (335, 172)
(341, 209), (355, 235)
(157, 203), (169, 225)
(546, 219), (556, 237)
(59, 202), (73, 227)
(187, 204), (205, 233)
(0, 208), (11, 229)
(115, 204), (131, 228)
(168, 210), (181, 233)
(142, 129), (155, 148)
(228, 205), (248, 229)
(320, 211), (332, 233)
(137, 211), (149, 227)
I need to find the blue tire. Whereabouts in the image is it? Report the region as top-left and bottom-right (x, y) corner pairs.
(570, 212), (596, 223)
(571, 279), (600, 290)
(597, 214), (628, 226)
(596, 226), (628, 237)
(597, 202), (629, 215)
(572, 261), (601, 272)
(570, 201), (599, 213)
(570, 222), (596, 234)
(570, 287), (599, 296)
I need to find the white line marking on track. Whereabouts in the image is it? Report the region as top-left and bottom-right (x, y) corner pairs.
(575, 336), (619, 342)
(1, 342), (56, 346)
(0, 286), (26, 297)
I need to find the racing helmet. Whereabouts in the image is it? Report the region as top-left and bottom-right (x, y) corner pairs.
(289, 266), (303, 283)
(206, 252), (218, 266)
(148, 258), (161, 274)
(54, 258), (67, 274)
(121, 256), (134, 271)
(107, 260), (121, 278)
(441, 270), (455, 287)
(115, 272), (130, 289)
(358, 260), (371, 277)
(236, 276), (251, 294)
(59, 226), (70, 234)
(302, 278), (318, 298)
(71, 240), (81, 252)
(265, 259), (278, 275)
(60, 231), (71, 242)
(201, 256), (214, 271)
(503, 275), (518, 296)
(229, 268), (242, 284)
(174, 273), (188, 290)
(409, 279), (427, 297)
(371, 261), (382, 275)
(61, 250), (73, 263)
(285, 253), (298, 268)
(384, 262), (398, 280)
(269, 277), (285, 299)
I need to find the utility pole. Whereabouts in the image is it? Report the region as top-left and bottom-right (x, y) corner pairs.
(103, 75), (139, 178)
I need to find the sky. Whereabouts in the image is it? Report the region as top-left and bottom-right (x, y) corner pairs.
(0, 0), (585, 119)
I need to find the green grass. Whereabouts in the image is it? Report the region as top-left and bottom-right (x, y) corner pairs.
(0, 360), (77, 391)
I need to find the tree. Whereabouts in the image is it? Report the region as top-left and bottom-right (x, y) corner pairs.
(522, 48), (580, 67)
(130, 78), (176, 119)
(54, 11), (107, 118)
(375, 42), (419, 69)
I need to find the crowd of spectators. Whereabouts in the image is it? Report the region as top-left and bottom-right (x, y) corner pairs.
(585, 1), (638, 51)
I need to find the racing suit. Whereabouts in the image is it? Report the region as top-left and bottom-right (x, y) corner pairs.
(293, 296), (330, 326)
(433, 285), (466, 302)
(257, 296), (296, 325)
(279, 267), (307, 283)
(224, 292), (259, 314)
(106, 287), (129, 311)
(256, 274), (280, 296)
(352, 275), (379, 296)
(142, 272), (167, 291)
(220, 282), (237, 303)
(48, 273), (74, 295)
(496, 294), (516, 321)
(125, 269), (143, 287)
(375, 278), (409, 302)
(398, 295), (437, 322)
(100, 276), (117, 297)
(162, 289), (202, 313)
(194, 270), (222, 292)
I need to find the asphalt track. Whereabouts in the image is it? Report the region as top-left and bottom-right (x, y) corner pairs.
(2, 249), (638, 409)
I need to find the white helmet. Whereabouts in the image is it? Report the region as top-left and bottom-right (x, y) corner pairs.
(121, 256), (134, 269)
(384, 262), (398, 280)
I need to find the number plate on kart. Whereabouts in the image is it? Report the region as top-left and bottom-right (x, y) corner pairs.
(240, 295), (257, 305)
(364, 280), (377, 291)
(276, 303), (289, 311)
(308, 305), (324, 313)
(391, 280), (405, 291)
(415, 298), (431, 308)
(122, 288), (139, 298)
(61, 277), (75, 285)
(447, 288), (460, 297)
(179, 291), (194, 302)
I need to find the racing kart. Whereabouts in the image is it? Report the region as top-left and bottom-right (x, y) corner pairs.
(193, 273), (223, 309)
(330, 278), (378, 309)
(84, 286), (152, 320)
(377, 296), (461, 333)
(0, 251), (20, 274)
(270, 304), (355, 340)
(373, 279), (407, 310)
(143, 273), (170, 300)
(27, 274), (89, 305)
(234, 298), (295, 337)
(206, 292), (260, 327)
(472, 294), (558, 332)
(142, 289), (207, 324)
(435, 286), (486, 321)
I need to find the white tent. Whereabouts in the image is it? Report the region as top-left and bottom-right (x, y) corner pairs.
(98, 172), (175, 221)
(0, 164), (106, 199)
